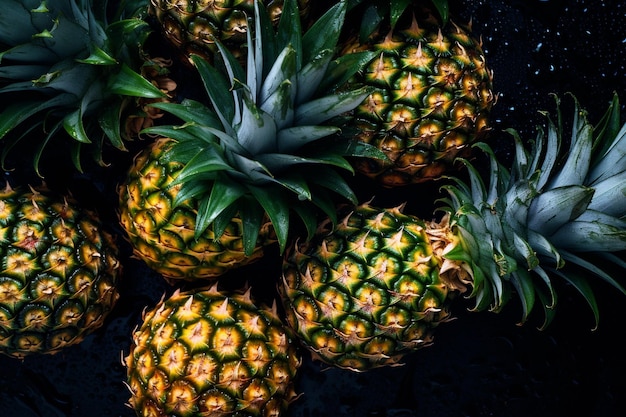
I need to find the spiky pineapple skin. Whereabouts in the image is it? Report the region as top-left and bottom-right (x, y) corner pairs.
(340, 8), (495, 186)
(118, 138), (276, 282)
(0, 184), (121, 358)
(279, 202), (456, 371)
(149, 0), (312, 64)
(125, 285), (301, 417)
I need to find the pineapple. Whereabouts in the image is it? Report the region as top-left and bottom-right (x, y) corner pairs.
(338, 0), (495, 186)
(125, 284), (301, 417)
(149, 0), (313, 65)
(0, 183), (121, 359)
(118, 137), (276, 281)
(280, 93), (626, 371)
(0, 0), (166, 174)
(119, 0), (380, 281)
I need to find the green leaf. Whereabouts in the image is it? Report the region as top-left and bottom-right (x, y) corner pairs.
(259, 80), (295, 131)
(534, 281), (558, 330)
(528, 185), (594, 235)
(309, 167), (358, 204)
(0, 98), (55, 139)
(291, 203), (320, 242)
(253, 153), (319, 173)
(107, 63), (165, 98)
(318, 51), (377, 94)
(305, 186), (338, 226)
(149, 100), (221, 128)
(430, 0), (449, 25)
(238, 90), (278, 155)
(276, 125), (339, 154)
(238, 198), (267, 256)
(247, 184), (290, 254)
(295, 49), (333, 105)
(359, 2), (385, 42)
(173, 147), (233, 184)
(509, 269), (535, 324)
(275, 0), (302, 69)
(591, 92), (621, 164)
(259, 46), (296, 105)
(551, 267), (600, 330)
(97, 97), (126, 150)
(76, 45), (117, 65)
(195, 176), (248, 238)
(295, 86), (371, 125)
(62, 108), (91, 143)
(212, 203), (240, 240)
(191, 54), (236, 133)
(390, 0), (412, 28)
(301, 0), (346, 64)
(253, 0), (277, 78)
(336, 139), (390, 161)
(274, 172), (312, 201)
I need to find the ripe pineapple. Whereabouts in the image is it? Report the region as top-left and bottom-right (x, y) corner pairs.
(0, 183), (121, 358)
(119, 0), (380, 280)
(280, 94), (626, 371)
(149, 0), (313, 65)
(338, 0), (495, 186)
(125, 284), (301, 417)
(118, 137), (276, 281)
(0, 0), (165, 174)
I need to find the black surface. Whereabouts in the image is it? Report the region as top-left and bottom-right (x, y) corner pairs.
(2, 1), (626, 416)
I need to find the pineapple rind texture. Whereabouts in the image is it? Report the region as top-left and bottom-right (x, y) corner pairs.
(149, 0), (312, 64)
(341, 7), (495, 187)
(280, 202), (452, 371)
(125, 285), (301, 417)
(118, 137), (276, 281)
(0, 184), (121, 358)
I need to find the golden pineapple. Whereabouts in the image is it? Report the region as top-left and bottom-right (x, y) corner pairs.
(339, 1), (495, 186)
(119, 0), (376, 281)
(0, 183), (121, 358)
(280, 201), (457, 370)
(149, 0), (313, 64)
(118, 137), (276, 282)
(125, 284), (301, 417)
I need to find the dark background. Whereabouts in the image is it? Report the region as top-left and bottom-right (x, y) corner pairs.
(2, 0), (626, 416)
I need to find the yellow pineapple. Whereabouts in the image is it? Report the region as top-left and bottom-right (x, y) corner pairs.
(339, 0), (495, 186)
(0, 183), (121, 358)
(125, 284), (301, 417)
(119, 0), (377, 281)
(118, 137), (276, 281)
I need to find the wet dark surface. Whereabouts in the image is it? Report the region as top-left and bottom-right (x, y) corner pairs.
(2, 0), (626, 416)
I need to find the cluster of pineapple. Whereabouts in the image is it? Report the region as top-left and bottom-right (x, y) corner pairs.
(1, 1), (625, 416)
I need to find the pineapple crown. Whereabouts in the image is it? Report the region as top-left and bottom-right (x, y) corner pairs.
(441, 93), (626, 329)
(0, 0), (165, 174)
(143, 0), (382, 255)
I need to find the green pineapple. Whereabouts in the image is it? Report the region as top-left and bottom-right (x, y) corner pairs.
(0, 0), (165, 174)
(338, 0), (495, 186)
(0, 183), (121, 358)
(280, 94), (626, 371)
(118, 0), (380, 281)
(125, 284), (301, 417)
(148, 0), (314, 65)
